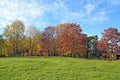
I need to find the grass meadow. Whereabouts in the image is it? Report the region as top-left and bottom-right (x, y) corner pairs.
(0, 57), (120, 80)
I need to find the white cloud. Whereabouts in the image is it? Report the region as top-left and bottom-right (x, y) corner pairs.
(57, 2), (108, 25)
(85, 3), (95, 14)
(88, 11), (108, 24)
(0, 0), (116, 30)
(0, 0), (46, 28)
(47, 1), (109, 25)
(110, 0), (120, 6)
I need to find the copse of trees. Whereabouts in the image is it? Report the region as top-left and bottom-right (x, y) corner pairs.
(0, 20), (120, 59)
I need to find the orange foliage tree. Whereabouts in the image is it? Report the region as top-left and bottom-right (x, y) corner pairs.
(97, 27), (120, 54)
(58, 23), (87, 57)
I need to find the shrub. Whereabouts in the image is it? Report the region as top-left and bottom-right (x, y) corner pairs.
(64, 51), (71, 57)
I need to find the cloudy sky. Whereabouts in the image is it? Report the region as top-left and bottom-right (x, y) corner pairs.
(0, 0), (120, 38)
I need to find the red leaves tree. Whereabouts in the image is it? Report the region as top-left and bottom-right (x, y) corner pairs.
(58, 23), (87, 57)
(41, 26), (55, 56)
(97, 27), (120, 53)
(97, 39), (106, 51)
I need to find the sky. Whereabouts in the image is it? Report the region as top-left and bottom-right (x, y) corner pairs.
(0, 0), (120, 39)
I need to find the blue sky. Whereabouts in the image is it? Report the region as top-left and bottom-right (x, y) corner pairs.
(0, 0), (120, 39)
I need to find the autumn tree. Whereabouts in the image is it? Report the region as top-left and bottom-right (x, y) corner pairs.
(58, 23), (87, 57)
(118, 33), (120, 52)
(97, 39), (107, 52)
(0, 35), (5, 56)
(41, 26), (55, 56)
(25, 26), (41, 56)
(53, 24), (66, 55)
(3, 20), (25, 56)
(97, 27), (120, 55)
(55, 24), (65, 37)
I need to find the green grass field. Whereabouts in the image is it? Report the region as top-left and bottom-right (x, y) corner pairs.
(0, 57), (120, 80)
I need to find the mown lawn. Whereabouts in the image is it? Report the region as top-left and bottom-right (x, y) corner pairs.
(0, 57), (120, 80)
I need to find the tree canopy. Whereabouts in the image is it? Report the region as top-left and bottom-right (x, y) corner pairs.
(0, 20), (120, 59)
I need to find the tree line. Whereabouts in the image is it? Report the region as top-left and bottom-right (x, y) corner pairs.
(0, 20), (120, 59)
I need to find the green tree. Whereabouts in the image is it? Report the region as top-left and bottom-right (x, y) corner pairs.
(87, 35), (98, 58)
